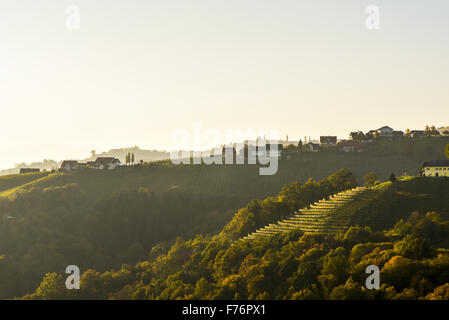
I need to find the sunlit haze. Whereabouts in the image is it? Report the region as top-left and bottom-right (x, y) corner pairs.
(1, 0), (449, 169)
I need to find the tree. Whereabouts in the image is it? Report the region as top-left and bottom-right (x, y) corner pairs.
(443, 130), (449, 136)
(430, 126), (439, 136)
(34, 273), (68, 300)
(425, 284), (449, 300)
(284, 144), (297, 154)
(363, 172), (380, 187)
(405, 129), (411, 137)
(131, 152), (135, 164)
(446, 144), (449, 159)
(389, 173), (396, 182)
(298, 140), (303, 151)
(425, 125), (431, 136)
(393, 235), (432, 260)
(329, 278), (371, 300)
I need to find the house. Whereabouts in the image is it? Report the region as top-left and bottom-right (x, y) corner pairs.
(376, 126), (394, 137)
(20, 168), (40, 174)
(320, 136), (337, 145)
(349, 131), (366, 141)
(420, 160), (449, 177)
(392, 131), (404, 138)
(365, 130), (377, 140)
(95, 157), (121, 170)
(305, 142), (320, 152)
(60, 160), (79, 171)
(410, 130), (425, 138)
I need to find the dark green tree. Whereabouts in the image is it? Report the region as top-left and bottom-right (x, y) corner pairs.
(363, 172), (380, 187)
(390, 173), (396, 182)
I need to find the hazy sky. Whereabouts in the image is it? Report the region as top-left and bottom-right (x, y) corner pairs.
(1, 1), (449, 169)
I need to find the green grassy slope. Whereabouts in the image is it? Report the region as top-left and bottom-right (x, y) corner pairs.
(351, 176), (449, 230)
(0, 172), (50, 195)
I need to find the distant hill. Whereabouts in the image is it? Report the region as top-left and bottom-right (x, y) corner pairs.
(83, 146), (170, 164)
(0, 147), (171, 176)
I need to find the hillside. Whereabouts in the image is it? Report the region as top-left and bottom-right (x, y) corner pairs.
(20, 174), (449, 300)
(1, 138), (449, 299)
(84, 147), (170, 164)
(0, 172), (50, 194)
(238, 177), (449, 243)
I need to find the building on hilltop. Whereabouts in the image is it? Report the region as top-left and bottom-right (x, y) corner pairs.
(60, 160), (79, 171)
(60, 157), (121, 171)
(320, 136), (337, 145)
(349, 131), (366, 141)
(19, 168), (40, 174)
(420, 160), (449, 177)
(410, 130), (425, 138)
(94, 157), (121, 170)
(376, 126), (394, 137)
(305, 142), (320, 152)
(365, 130), (377, 140)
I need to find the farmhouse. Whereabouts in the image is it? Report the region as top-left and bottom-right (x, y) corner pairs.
(95, 157), (121, 170)
(305, 142), (320, 152)
(350, 131), (366, 141)
(365, 130), (377, 140)
(60, 160), (79, 171)
(320, 136), (337, 145)
(19, 168), (40, 174)
(420, 160), (449, 177)
(410, 130), (425, 138)
(376, 126), (394, 137)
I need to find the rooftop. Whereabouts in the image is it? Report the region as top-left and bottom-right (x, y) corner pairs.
(422, 160), (449, 167)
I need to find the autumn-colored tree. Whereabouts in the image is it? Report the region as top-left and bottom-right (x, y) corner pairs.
(363, 172), (380, 187)
(405, 128), (411, 137)
(34, 273), (68, 300)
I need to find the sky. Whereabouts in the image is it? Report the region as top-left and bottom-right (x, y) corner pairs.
(1, 0), (449, 170)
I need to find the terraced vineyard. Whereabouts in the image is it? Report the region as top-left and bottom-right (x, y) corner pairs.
(239, 186), (372, 241)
